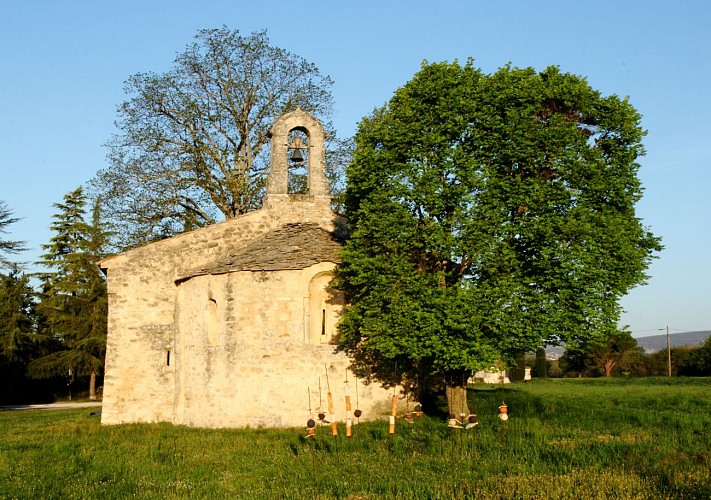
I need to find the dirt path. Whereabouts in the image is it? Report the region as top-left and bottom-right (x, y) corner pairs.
(0, 402), (102, 411)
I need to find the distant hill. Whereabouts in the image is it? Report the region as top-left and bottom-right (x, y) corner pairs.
(544, 345), (566, 359)
(634, 330), (710, 354)
(543, 330), (710, 359)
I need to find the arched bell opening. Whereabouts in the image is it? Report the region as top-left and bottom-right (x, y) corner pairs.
(266, 107), (330, 201)
(287, 127), (309, 195)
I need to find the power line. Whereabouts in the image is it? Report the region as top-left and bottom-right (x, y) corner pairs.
(630, 327), (709, 335)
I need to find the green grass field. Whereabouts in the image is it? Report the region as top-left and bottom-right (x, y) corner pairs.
(1, 378), (708, 499)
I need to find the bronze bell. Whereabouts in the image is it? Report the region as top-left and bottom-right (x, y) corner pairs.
(290, 148), (304, 163)
(289, 137), (305, 164)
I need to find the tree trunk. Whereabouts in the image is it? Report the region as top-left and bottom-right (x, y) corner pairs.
(67, 367), (73, 401)
(604, 359), (616, 378)
(512, 352), (526, 382)
(536, 348), (548, 378)
(415, 362), (436, 411)
(445, 370), (470, 419)
(89, 370), (97, 400)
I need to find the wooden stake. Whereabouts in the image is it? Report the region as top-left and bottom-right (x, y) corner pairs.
(326, 365), (337, 436)
(306, 386), (316, 438)
(389, 394), (397, 434)
(345, 377), (352, 438)
(389, 362), (397, 434)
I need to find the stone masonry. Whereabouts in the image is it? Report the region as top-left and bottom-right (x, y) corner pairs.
(99, 108), (395, 428)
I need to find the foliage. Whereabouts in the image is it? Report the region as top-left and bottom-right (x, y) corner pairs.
(0, 205), (65, 403)
(678, 336), (711, 376)
(90, 27), (345, 250)
(0, 201), (26, 269)
(30, 187), (108, 393)
(646, 342), (711, 377)
(337, 60), (662, 412)
(0, 268), (35, 361)
(0, 378), (708, 498)
(560, 329), (642, 377)
(0, 267), (38, 402)
(559, 335), (711, 378)
(614, 346), (652, 376)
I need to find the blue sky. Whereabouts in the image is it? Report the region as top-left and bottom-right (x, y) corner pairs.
(1, 0), (709, 336)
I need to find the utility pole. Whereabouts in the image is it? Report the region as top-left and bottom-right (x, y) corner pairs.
(666, 325), (672, 377)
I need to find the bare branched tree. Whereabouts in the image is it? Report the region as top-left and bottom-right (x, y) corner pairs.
(91, 27), (342, 249)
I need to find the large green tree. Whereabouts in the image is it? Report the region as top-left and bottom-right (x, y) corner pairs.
(30, 187), (108, 400)
(337, 61), (661, 416)
(90, 27), (345, 250)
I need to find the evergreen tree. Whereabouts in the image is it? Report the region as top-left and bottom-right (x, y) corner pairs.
(30, 187), (108, 399)
(0, 201), (26, 269)
(0, 203), (35, 402)
(0, 267), (38, 402)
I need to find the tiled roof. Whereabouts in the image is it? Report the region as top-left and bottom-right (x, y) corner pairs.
(178, 223), (344, 281)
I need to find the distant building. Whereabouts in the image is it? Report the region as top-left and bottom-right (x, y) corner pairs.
(471, 368), (531, 384)
(99, 109), (393, 428)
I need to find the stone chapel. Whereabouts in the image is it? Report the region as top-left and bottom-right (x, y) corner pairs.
(98, 108), (393, 428)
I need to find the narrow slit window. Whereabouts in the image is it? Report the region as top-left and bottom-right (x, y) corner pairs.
(166, 350), (171, 366)
(206, 299), (218, 346)
(309, 272), (344, 344)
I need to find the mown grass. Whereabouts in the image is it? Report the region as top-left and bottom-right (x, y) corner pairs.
(0, 378), (708, 499)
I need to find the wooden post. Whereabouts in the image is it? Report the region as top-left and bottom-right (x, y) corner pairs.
(666, 325), (672, 377)
(327, 390), (337, 436)
(345, 381), (352, 438)
(389, 395), (397, 434)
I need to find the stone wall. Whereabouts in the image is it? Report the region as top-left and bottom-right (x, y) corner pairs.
(100, 209), (274, 424)
(173, 264), (391, 428)
(100, 201), (394, 428)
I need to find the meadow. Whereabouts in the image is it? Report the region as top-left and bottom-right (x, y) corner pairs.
(0, 377), (708, 499)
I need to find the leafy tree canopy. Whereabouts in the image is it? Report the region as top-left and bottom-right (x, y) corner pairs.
(337, 61), (662, 411)
(90, 27), (346, 250)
